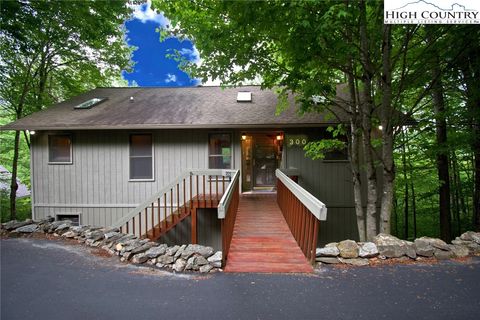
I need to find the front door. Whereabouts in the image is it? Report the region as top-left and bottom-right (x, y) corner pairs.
(241, 133), (282, 191)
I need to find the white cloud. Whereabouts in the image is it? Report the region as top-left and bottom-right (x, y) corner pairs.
(165, 73), (177, 83)
(178, 47), (201, 65)
(129, 0), (169, 26)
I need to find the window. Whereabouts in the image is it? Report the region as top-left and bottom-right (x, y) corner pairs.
(129, 134), (153, 180)
(73, 97), (107, 109)
(48, 134), (72, 164)
(208, 133), (232, 169)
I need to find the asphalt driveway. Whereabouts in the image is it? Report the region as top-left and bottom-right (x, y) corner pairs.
(1, 237), (479, 320)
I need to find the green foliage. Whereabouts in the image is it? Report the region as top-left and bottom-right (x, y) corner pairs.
(0, 0), (133, 219)
(304, 139), (346, 160)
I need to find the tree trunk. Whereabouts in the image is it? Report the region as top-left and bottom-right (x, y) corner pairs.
(9, 130), (21, 221)
(401, 129), (409, 240)
(359, 0), (378, 240)
(346, 69), (366, 241)
(380, 23), (394, 234)
(430, 40), (452, 242)
(411, 181), (417, 239)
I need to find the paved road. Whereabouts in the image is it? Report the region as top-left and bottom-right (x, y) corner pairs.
(1, 237), (479, 320)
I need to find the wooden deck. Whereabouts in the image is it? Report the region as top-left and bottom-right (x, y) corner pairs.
(225, 194), (313, 273)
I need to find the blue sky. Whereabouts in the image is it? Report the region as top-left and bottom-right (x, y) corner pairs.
(122, 1), (201, 87)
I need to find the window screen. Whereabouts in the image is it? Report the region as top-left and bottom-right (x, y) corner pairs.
(48, 135), (72, 163)
(208, 133), (232, 169)
(129, 134), (153, 180)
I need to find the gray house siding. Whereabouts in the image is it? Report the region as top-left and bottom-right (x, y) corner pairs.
(282, 128), (359, 245)
(31, 129), (215, 226)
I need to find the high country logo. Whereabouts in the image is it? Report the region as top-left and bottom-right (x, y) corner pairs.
(384, 0), (480, 24)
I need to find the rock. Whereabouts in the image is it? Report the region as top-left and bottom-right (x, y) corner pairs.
(122, 240), (148, 253)
(181, 247), (195, 260)
(404, 241), (417, 259)
(316, 257), (341, 264)
(174, 244), (187, 259)
(325, 242), (338, 248)
(210, 261), (222, 268)
(195, 255), (208, 266)
(130, 242), (156, 255)
(145, 244), (168, 259)
(85, 230), (104, 242)
(452, 238), (472, 246)
(339, 258), (369, 266)
(434, 250), (454, 260)
(14, 224), (39, 233)
(472, 233), (480, 245)
(316, 246), (340, 257)
(156, 263), (165, 268)
(374, 233), (406, 258)
(467, 242), (480, 254)
(157, 254), (174, 265)
(132, 253), (148, 264)
(3, 220), (31, 231)
(173, 258), (187, 272)
(207, 251), (222, 263)
(123, 252), (133, 261)
(337, 240), (359, 258)
(115, 243), (124, 251)
(185, 256), (195, 270)
(186, 244), (214, 258)
(414, 238), (435, 257)
(54, 223), (72, 233)
(166, 245), (180, 256)
(358, 242), (378, 258)
(448, 244), (469, 258)
(460, 231), (477, 241)
(147, 259), (157, 265)
(62, 231), (77, 238)
(200, 264), (213, 273)
(418, 237), (450, 251)
(185, 256), (205, 271)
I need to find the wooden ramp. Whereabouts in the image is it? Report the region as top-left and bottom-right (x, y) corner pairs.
(225, 194), (313, 273)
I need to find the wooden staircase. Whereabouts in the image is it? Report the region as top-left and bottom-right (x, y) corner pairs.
(145, 195), (221, 241)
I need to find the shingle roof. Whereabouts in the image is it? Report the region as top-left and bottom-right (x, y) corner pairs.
(1, 86), (338, 131)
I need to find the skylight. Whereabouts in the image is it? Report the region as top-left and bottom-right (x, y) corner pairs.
(237, 91), (252, 102)
(74, 97), (107, 110)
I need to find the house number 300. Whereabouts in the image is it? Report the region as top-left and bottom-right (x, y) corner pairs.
(287, 135), (308, 147)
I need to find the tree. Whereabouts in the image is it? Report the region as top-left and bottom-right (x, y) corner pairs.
(0, 0), (132, 220)
(153, 0), (425, 240)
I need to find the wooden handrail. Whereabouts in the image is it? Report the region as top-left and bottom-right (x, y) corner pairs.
(275, 169), (327, 264)
(218, 170), (240, 267)
(111, 169), (240, 254)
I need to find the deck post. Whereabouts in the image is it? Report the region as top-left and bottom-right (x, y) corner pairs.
(191, 208), (197, 244)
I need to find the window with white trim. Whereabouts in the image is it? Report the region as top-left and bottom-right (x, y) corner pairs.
(129, 134), (153, 180)
(48, 134), (72, 164)
(208, 133), (232, 169)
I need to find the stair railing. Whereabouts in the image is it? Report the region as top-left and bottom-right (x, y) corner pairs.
(275, 169), (327, 264)
(111, 169), (233, 238)
(217, 170), (240, 267)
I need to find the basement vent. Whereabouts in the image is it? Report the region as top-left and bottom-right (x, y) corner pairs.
(56, 213), (81, 226)
(237, 91), (252, 102)
(74, 97), (107, 110)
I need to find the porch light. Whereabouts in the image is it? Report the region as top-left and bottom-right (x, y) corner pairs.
(28, 130), (35, 135)
(241, 133), (247, 140)
(378, 125), (383, 130)
(276, 134), (283, 141)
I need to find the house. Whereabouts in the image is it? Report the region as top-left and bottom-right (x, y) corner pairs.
(1, 86), (360, 256)
(0, 165), (30, 198)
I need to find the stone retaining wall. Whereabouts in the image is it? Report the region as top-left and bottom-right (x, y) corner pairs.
(316, 232), (480, 266)
(3, 218), (479, 270)
(1, 218), (222, 273)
